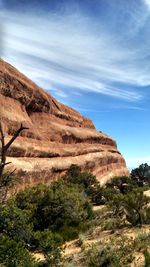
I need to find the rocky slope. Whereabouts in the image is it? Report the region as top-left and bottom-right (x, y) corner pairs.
(0, 59), (129, 189)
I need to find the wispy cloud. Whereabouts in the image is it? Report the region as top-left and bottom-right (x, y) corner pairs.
(1, 0), (150, 102)
(2, 0), (150, 170)
(111, 105), (148, 111)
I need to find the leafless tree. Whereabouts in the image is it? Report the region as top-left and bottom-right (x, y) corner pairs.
(0, 122), (29, 203)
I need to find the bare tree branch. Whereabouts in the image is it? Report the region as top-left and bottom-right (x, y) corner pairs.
(0, 122), (5, 145)
(0, 122), (28, 203)
(0, 122), (6, 178)
(5, 123), (29, 151)
(0, 122), (29, 192)
(0, 161), (12, 167)
(0, 122), (5, 157)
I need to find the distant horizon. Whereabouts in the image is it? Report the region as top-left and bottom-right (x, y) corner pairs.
(1, 0), (150, 169)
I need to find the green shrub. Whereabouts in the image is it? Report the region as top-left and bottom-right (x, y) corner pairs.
(32, 229), (62, 266)
(85, 236), (133, 267)
(108, 190), (150, 226)
(0, 180), (93, 265)
(0, 171), (17, 204)
(16, 182), (92, 240)
(124, 191), (150, 226)
(0, 199), (32, 242)
(131, 163), (150, 187)
(105, 176), (135, 194)
(64, 164), (103, 205)
(144, 250), (150, 267)
(0, 235), (37, 267)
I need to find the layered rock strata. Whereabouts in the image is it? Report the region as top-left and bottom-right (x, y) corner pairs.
(0, 59), (129, 189)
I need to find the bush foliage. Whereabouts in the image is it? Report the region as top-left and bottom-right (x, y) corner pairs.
(64, 164), (103, 205)
(0, 171), (93, 266)
(0, 163), (150, 266)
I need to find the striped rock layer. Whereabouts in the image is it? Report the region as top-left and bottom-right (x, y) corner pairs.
(0, 59), (129, 189)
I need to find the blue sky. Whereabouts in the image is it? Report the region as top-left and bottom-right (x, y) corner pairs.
(1, 0), (150, 168)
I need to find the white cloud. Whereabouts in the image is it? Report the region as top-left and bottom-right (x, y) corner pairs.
(53, 89), (68, 98)
(144, 0), (150, 9)
(1, 2), (150, 102)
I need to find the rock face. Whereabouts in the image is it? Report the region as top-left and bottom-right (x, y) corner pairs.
(0, 59), (129, 189)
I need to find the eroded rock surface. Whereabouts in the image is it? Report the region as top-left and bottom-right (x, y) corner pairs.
(0, 59), (129, 189)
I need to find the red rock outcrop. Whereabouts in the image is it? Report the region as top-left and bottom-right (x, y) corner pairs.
(0, 59), (129, 189)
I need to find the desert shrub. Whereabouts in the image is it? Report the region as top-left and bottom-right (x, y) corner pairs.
(65, 164), (81, 178)
(32, 229), (62, 252)
(133, 232), (150, 251)
(102, 176), (137, 205)
(108, 193), (124, 217)
(105, 176), (135, 194)
(86, 233), (150, 267)
(133, 233), (150, 266)
(0, 235), (37, 267)
(64, 164), (103, 205)
(0, 199), (33, 243)
(144, 250), (150, 267)
(131, 163), (150, 187)
(108, 190), (150, 226)
(0, 199), (62, 266)
(16, 181), (92, 240)
(124, 191), (150, 226)
(102, 186), (120, 203)
(74, 231), (150, 267)
(85, 236), (133, 267)
(145, 207), (150, 224)
(0, 171), (17, 204)
(32, 229), (62, 266)
(0, 181), (91, 266)
(0, 171), (16, 188)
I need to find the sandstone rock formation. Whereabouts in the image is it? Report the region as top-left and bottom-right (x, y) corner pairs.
(0, 59), (129, 189)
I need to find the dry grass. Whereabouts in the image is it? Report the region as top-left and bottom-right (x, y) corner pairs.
(63, 225), (150, 266)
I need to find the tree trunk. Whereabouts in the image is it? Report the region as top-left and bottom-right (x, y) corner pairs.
(0, 122), (29, 180)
